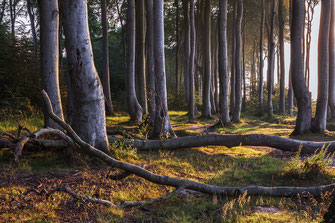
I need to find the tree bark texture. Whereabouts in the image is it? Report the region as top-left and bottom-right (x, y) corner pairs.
(188, 0), (196, 122)
(329, 0), (335, 119)
(279, 0), (286, 114)
(258, 0), (265, 115)
(60, 0), (109, 152)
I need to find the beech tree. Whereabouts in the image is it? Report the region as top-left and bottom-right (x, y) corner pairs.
(232, 0), (243, 123)
(218, 0), (230, 125)
(152, 0), (176, 138)
(60, 0), (109, 152)
(291, 0), (312, 135)
(258, 0), (265, 115)
(101, 0), (114, 116)
(313, 0), (331, 132)
(126, 0), (143, 124)
(267, 0), (276, 116)
(39, 0), (64, 128)
(182, 0), (190, 106)
(202, 0), (212, 118)
(188, 0), (196, 122)
(278, 0), (285, 114)
(329, 0), (335, 119)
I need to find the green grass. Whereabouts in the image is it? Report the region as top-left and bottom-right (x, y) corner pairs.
(0, 111), (334, 222)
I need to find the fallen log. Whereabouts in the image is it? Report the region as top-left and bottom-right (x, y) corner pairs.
(109, 134), (335, 154)
(40, 90), (335, 200)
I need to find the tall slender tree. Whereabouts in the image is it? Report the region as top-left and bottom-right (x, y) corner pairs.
(182, 0), (190, 106)
(175, 0), (180, 97)
(329, 0), (335, 119)
(218, 0), (230, 125)
(146, 0), (155, 124)
(152, 0), (176, 138)
(126, 0), (143, 124)
(39, 0), (64, 128)
(188, 0), (196, 122)
(27, 0), (37, 56)
(267, 0), (276, 116)
(101, 0), (114, 116)
(291, 0), (312, 135)
(136, 0), (147, 114)
(278, 0), (285, 114)
(258, 0), (265, 115)
(60, 0), (109, 152)
(313, 0), (331, 132)
(202, 0), (212, 118)
(233, 0), (243, 122)
(230, 1), (237, 115)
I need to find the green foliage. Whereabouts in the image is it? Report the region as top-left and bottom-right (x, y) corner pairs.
(283, 145), (334, 179)
(110, 139), (138, 160)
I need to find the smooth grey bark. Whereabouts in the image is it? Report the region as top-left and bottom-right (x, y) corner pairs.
(101, 0), (114, 116)
(175, 0), (180, 97)
(202, 0), (211, 118)
(145, 0), (155, 124)
(258, 0), (265, 115)
(218, 0), (230, 125)
(126, 0), (143, 124)
(232, 0), (243, 122)
(230, 1), (236, 115)
(278, 0), (285, 114)
(288, 0), (294, 116)
(135, 0), (147, 114)
(267, 0), (276, 116)
(60, 0), (109, 152)
(39, 0), (64, 129)
(329, 0), (335, 119)
(27, 0), (37, 56)
(182, 0), (190, 106)
(242, 25), (246, 112)
(291, 0), (312, 135)
(152, 0), (176, 138)
(313, 0), (331, 132)
(188, 0), (195, 122)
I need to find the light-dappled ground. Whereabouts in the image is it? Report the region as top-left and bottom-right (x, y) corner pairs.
(0, 112), (334, 222)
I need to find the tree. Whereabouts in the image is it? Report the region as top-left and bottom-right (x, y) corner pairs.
(126, 0), (143, 124)
(218, 0), (230, 125)
(152, 0), (176, 138)
(39, 0), (64, 128)
(182, 0), (190, 107)
(101, 0), (114, 116)
(146, 0), (155, 124)
(258, 0), (265, 115)
(60, 0), (109, 152)
(232, 0), (243, 123)
(267, 0), (276, 116)
(313, 0), (331, 132)
(329, 0), (335, 119)
(188, 0), (195, 122)
(27, 0), (37, 56)
(136, 0), (147, 114)
(278, 0), (285, 114)
(230, 1), (236, 115)
(175, 0), (180, 97)
(202, 0), (211, 118)
(291, 0), (312, 135)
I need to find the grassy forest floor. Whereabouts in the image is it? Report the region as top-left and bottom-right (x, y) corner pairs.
(1, 111), (335, 222)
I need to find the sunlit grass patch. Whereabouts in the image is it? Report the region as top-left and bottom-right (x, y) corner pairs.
(0, 115), (43, 133)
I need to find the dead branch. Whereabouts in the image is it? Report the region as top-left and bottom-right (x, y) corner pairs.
(0, 132), (17, 140)
(40, 90), (335, 198)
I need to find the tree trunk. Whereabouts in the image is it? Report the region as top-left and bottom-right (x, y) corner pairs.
(329, 0), (335, 120)
(126, 0), (143, 124)
(101, 0), (114, 116)
(202, 0), (211, 118)
(9, 0), (15, 38)
(232, 0), (243, 123)
(145, 0), (155, 125)
(279, 0), (285, 114)
(39, 0), (64, 129)
(242, 24), (246, 113)
(267, 0), (276, 116)
(0, 0), (6, 24)
(136, 0), (147, 114)
(182, 0), (190, 106)
(188, 0), (196, 122)
(291, 0), (312, 135)
(313, 0), (331, 132)
(218, 0), (230, 125)
(258, 0), (265, 115)
(152, 0), (176, 138)
(60, 0), (109, 152)
(175, 0), (180, 97)
(27, 0), (38, 56)
(288, 0), (294, 116)
(230, 1), (236, 115)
